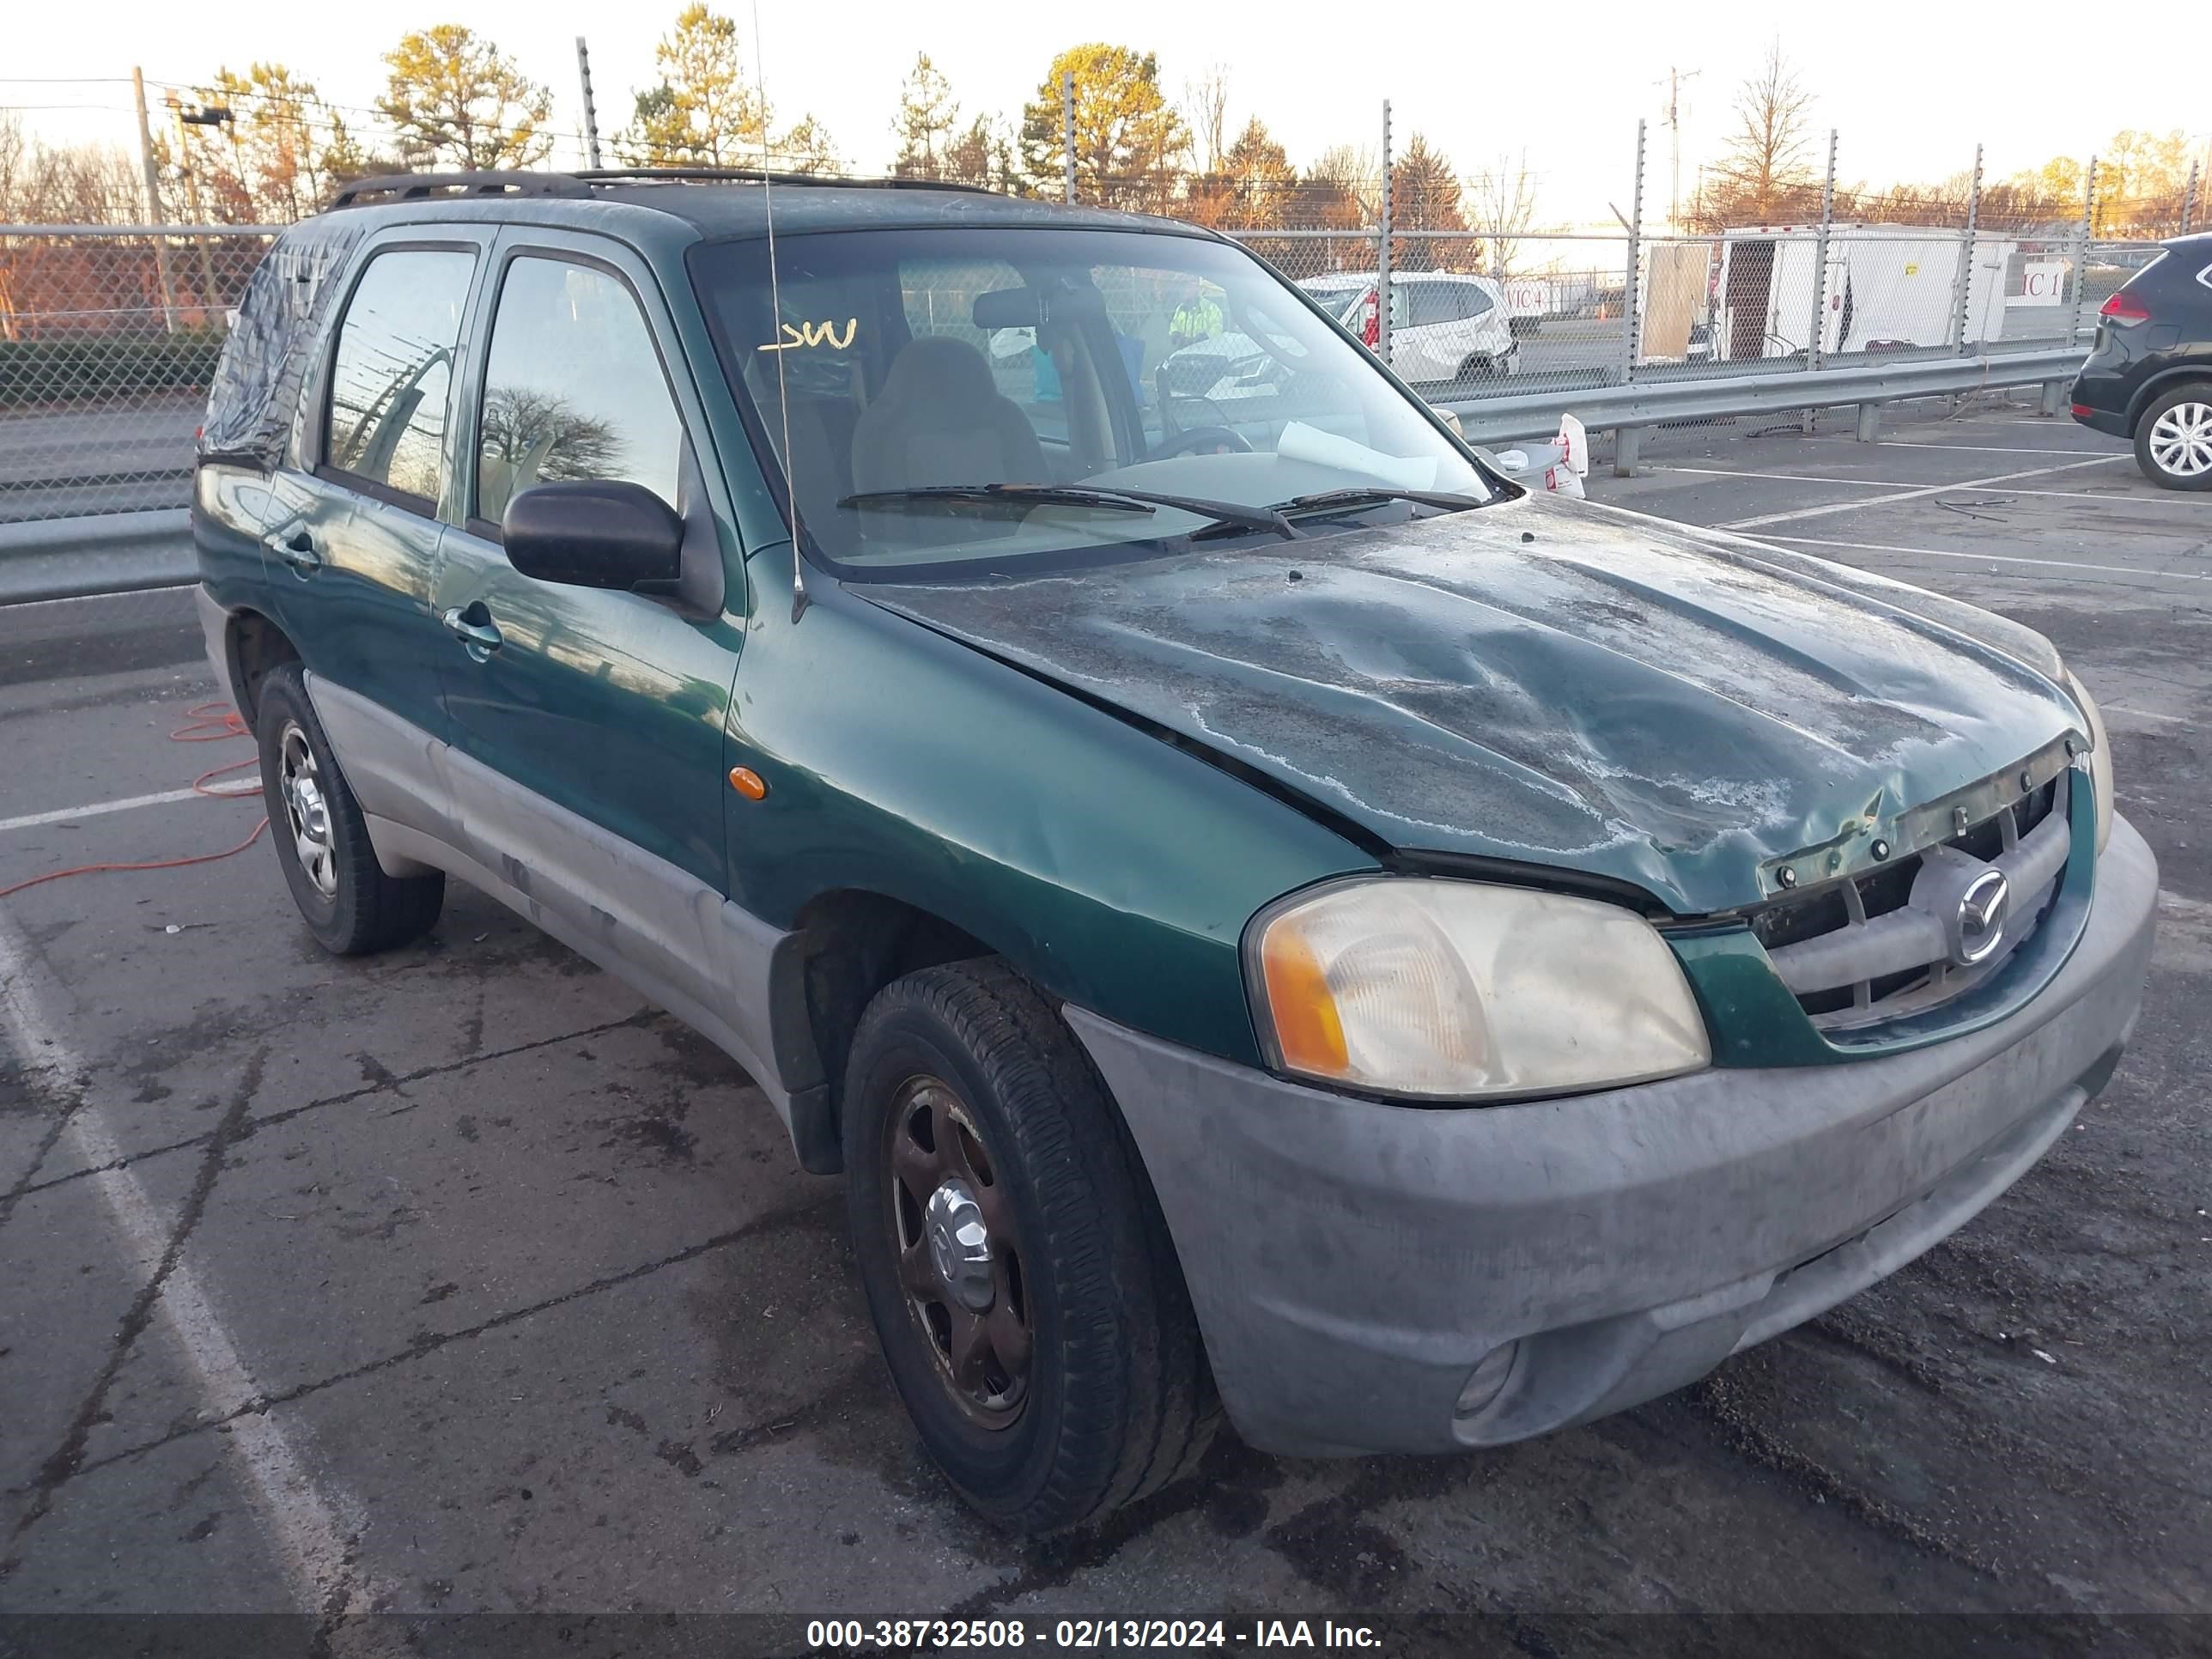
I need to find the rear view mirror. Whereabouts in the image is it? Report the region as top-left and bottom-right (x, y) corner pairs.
(973, 284), (1109, 331)
(502, 480), (684, 591)
(973, 287), (1042, 330)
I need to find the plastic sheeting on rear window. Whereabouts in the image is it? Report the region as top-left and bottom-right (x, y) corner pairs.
(198, 216), (369, 468)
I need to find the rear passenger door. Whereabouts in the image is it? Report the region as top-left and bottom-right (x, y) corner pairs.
(261, 229), (492, 744)
(1399, 283), (1462, 382)
(432, 228), (744, 903)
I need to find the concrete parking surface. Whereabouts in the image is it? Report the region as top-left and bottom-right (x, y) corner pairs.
(0, 394), (2206, 1646)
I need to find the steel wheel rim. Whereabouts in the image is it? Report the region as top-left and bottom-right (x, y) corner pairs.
(278, 723), (338, 898)
(885, 1075), (1031, 1429)
(2148, 401), (2212, 477)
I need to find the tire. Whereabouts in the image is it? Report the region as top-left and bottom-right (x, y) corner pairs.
(2133, 380), (2212, 491)
(1456, 354), (1502, 385)
(842, 959), (1217, 1534)
(255, 662), (443, 956)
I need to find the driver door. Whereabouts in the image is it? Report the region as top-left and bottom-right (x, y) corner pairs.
(431, 228), (745, 910)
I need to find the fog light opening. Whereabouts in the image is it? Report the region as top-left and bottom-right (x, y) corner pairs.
(1453, 1340), (1522, 1421)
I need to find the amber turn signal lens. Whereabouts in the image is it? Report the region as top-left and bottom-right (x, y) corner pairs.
(1259, 925), (1348, 1076)
(727, 766), (769, 800)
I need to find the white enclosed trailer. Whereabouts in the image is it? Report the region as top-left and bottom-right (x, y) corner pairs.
(1714, 223), (2015, 362)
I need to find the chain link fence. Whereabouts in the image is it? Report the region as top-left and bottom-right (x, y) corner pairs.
(1228, 216), (2178, 405)
(1, 225), (273, 524)
(0, 124), (2197, 537)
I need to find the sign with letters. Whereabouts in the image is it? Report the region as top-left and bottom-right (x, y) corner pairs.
(2020, 260), (2071, 304)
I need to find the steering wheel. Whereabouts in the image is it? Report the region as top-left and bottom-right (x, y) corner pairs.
(1151, 424), (1253, 459)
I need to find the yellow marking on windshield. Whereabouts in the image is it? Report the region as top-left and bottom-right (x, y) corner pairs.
(757, 319), (859, 352)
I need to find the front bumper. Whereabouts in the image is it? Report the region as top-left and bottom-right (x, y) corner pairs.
(1066, 816), (2158, 1457)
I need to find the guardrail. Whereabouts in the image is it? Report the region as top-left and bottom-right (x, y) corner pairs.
(0, 343), (2088, 608)
(0, 508), (192, 605)
(1440, 344), (2087, 470)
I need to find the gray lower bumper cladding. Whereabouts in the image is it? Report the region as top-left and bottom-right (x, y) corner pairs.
(1067, 817), (2158, 1457)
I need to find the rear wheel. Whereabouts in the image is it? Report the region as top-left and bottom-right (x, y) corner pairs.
(2134, 381), (2212, 490)
(842, 959), (1216, 1533)
(255, 663), (443, 955)
(1456, 353), (1504, 386)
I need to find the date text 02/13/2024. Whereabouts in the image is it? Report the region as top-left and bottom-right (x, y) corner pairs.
(805, 1618), (1382, 1649)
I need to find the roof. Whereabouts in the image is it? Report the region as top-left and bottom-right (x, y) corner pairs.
(1302, 270), (1498, 285)
(318, 167), (1194, 242)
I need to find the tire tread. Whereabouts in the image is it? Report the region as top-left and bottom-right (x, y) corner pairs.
(845, 959), (1216, 1532)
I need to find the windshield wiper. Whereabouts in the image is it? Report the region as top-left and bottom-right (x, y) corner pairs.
(1270, 486), (1492, 518)
(838, 483), (1300, 541)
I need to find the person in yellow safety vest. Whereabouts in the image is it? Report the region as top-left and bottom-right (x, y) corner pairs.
(1169, 279), (1224, 349)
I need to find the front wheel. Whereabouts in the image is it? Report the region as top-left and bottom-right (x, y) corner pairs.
(2134, 381), (2212, 490)
(842, 959), (1216, 1533)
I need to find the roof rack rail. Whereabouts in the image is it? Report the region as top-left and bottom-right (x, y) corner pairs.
(327, 167), (1002, 210)
(328, 171), (596, 209)
(574, 166), (1000, 196)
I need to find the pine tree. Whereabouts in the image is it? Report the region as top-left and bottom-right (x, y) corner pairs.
(378, 25), (553, 171)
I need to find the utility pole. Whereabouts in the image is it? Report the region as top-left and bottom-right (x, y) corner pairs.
(1376, 100), (1393, 368)
(1655, 66), (1701, 231)
(2069, 155), (2099, 340)
(1061, 70), (1076, 203)
(131, 67), (178, 334)
(1807, 129), (1838, 374)
(1948, 143), (1984, 355)
(167, 94), (227, 317)
(575, 38), (603, 168)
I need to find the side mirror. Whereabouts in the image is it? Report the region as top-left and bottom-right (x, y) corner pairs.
(501, 480), (684, 591)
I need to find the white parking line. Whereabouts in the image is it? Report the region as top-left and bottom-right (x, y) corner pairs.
(0, 907), (378, 1623)
(2107, 703), (2193, 726)
(1720, 454), (2132, 530)
(1761, 533), (2208, 581)
(1863, 441), (2126, 457)
(1662, 465), (2192, 510)
(0, 786), (261, 836)
(1659, 466), (1919, 488)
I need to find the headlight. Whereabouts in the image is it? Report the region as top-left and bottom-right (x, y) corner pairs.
(2062, 669), (2115, 855)
(1246, 878), (1711, 1099)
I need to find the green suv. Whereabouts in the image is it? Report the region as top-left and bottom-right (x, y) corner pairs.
(193, 168), (2157, 1534)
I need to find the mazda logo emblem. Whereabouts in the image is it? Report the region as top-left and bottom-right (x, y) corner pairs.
(1954, 870), (2009, 965)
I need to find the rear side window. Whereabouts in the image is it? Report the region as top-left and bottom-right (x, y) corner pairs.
(473, 257), (684, 527)
(323, 249), (476, 506)
(1407, 284), (1459, 327)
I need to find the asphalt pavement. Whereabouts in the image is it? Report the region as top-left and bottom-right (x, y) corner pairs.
(0, 393), (2206, 1650)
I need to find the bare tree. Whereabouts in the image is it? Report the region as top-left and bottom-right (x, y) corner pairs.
(1183, 64), (1231, 177)
(1304, 143), (1380, 228)
(0, 112), (26, 216)
(1468, 150), (1539, 280)
(1706, 40), (1816, 225)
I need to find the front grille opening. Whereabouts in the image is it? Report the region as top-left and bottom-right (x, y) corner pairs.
(1751, 887), (1849, 951)
(1750, 759), (2071, 1036)
(1793, 963), (1935, 1018)
(1751, 845), (1923, 951)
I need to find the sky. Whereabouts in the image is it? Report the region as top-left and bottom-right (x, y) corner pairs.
(7, 0), (2209, 228)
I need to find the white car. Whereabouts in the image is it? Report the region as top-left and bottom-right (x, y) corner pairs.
(1309, 272), (1521, 385)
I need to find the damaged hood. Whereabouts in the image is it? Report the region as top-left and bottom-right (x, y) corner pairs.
(856, 496), (2084, 914)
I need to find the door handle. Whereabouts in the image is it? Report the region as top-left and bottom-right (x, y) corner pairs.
(441, 605), (504, 660)
(266, 528), (321, 574)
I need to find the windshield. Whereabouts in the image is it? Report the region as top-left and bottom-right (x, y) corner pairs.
(690, 227), (1498, 580)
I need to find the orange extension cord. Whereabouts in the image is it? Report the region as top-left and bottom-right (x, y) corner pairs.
(0, 702), (270, 901)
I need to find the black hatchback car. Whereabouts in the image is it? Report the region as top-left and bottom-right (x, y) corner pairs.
(2069, 230), (2212, 489)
